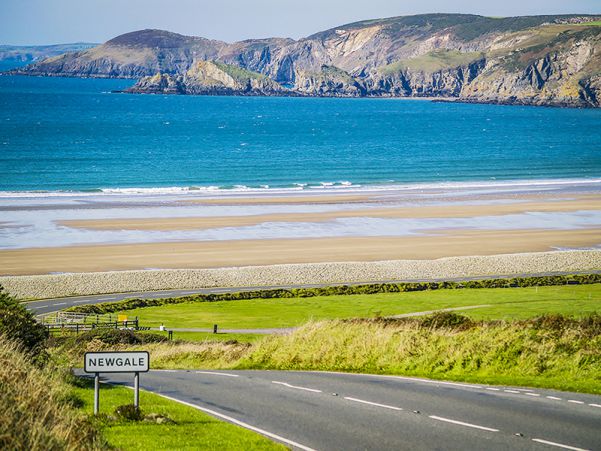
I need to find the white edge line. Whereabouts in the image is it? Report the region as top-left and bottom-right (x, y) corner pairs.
(196, 371), (240, 378)
(310, 371), (482, 389)
(272, 381), (322, 393)
(344, 397), (403, 411)
(428, 415), (499, 432)
(118, 385), (316, 451)
(531, 438), (589, 451)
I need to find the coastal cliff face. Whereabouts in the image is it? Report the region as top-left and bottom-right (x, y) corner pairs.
(10, 14), (601, 107)
(128, 60), (286, 95)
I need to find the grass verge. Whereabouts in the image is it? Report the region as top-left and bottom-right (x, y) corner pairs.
(73, 380), (285, 450)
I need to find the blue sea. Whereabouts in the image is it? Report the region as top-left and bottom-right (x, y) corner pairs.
(0, 75), (600, 194)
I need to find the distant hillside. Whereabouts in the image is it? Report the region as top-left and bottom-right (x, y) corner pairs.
(0, 43), (97, 69)
(9, 14), (601, 107)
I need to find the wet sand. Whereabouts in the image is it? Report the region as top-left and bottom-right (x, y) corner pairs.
(1, 228), (599, 276)
(59, 197), (601, 231)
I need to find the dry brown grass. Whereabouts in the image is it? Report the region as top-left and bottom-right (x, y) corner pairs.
(0, 335), (104, 450)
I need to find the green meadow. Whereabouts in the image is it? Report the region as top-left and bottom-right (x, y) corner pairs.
(123, 284), (601, 330)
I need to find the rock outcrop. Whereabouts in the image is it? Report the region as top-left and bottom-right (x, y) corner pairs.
(10, 14), (601, 107)
(127, 61), (288, 96)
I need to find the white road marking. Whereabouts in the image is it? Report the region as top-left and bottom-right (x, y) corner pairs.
(122, 387), (316, 451)
(546, 396), (562, 401)
(525, 393), (541, 397)
(54, 302), (66, 306)
(321, 371), (483, 389)
(73, 300), (86, 303)
(504, 390), (520, 394)
(568, 400), (584, 405)
(272, 381), (322, 393)
(486, 387), (500, 391)
(428, 415), (499, 432)
(588, 403), (601, 408)
(97, 298), (113, 301)
(181, 291), (198, 294)
(344, 397), (403, 411)
(37, 305), (48, 308)
(196, 371), (240, 378)
(531, 438), (589, 450)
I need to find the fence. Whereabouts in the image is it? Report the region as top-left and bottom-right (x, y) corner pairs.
(38, 311), (139, 334)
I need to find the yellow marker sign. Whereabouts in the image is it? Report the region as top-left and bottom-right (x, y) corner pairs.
(118, 314), (128, 322)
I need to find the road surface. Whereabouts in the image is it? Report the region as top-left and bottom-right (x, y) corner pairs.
(90, 370), (601, 451)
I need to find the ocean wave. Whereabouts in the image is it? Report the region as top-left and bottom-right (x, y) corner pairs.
(0, 178), (600, 198)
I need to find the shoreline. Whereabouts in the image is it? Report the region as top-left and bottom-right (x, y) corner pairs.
(2, 250), (600, 299)
(1, 228), (600, 276)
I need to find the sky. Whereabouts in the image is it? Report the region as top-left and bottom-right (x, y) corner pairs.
(1, 0), (601, 45)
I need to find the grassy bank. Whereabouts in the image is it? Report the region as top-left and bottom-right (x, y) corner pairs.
(53, 313), (601, 394)
(114, 284), (600, 330)
(237, 316), (601, 394)
(73, 381), (284, 450)
(0, 335), (105, 450)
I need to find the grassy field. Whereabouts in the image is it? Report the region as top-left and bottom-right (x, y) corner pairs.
(123, 284), (601, 330)
(140, 330), (265, 344)
(72, 380), (284, 450)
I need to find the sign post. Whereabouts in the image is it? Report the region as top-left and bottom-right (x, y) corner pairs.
(84, 351), (150, 414)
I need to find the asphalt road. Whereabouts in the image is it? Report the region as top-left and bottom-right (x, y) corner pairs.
(88, 370), (601, 451)
(25, 270), (601, 316)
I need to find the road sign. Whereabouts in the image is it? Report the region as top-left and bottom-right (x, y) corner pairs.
(84, 351), (150, 414)
(84, 351), (149, 373)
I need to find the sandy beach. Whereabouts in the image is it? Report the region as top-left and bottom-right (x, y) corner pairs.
(59, 197), (601, 231)
(1, 228), (599, 276)
(1, 181), (600, 299)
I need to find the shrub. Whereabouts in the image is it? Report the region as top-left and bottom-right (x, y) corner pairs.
(114, 404), (143, 421)
(419, 312), (474, 330)
(0, 285), (49, 364)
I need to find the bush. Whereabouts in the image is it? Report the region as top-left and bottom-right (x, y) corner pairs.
(72, 329), (168, 346)
(419, 312), (474, 330)
(114, 404), (143, 421)
(0, 285), (49, 364)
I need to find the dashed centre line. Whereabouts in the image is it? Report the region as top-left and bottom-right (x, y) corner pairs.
(531, 438), (589, 450)
(504, 390), (520, 394)
(428, 415), (499, 432)
(588, 403), (601, 408)
(568, 400), (584, 405)
(54, 302), (66, 306)
(344, 397), (403, 411)
(525, 393), (541, 397)
(272, 381), (322, 393)
(547, 396), (562, 401)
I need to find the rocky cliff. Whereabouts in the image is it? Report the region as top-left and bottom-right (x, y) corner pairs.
(10, 14), (601, 107)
